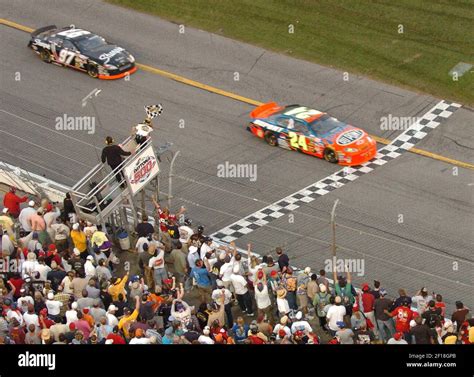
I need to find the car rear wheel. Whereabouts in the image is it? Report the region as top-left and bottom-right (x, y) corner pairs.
(87, 64), (99, 78)
(40, 49), (53, 63)
(323, 148), (338, 163)
(264, 132), (278, 147)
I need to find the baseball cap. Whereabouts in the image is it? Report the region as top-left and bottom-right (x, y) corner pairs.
(2, 208), (8, 214)
(393, 332), (403, 341)
(380, 288), (387, 296)
(71, 302), (78, 310)
(295, 311), (303, 320)
(304, 267), (311, 274)
(319, 284), (327, 293)
(105, 339), (114, 344)
(362, 283), (370, 292)
(48, 244), (56, 251)
(72, 223), (79, 230)
(108, 305), (117, 312)
(336, 321), (346, 329)
(47, 292), (54, 300)
(73, 248), (80, 256)
(28, 200), (35, 207)
(86, 255), (94, 261)
(216, 279), (224, 288)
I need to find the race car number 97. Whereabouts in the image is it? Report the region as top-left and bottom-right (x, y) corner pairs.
(58, 50), (75, 65)
(288, 132), (308, 151)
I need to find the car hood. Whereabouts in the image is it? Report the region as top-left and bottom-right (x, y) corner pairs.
(85, 45), (131, 65)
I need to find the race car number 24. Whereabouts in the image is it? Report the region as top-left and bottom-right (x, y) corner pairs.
(288, 132), (308, 151)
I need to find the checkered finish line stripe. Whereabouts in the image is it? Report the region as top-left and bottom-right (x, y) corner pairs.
(211, 100), (461, 243)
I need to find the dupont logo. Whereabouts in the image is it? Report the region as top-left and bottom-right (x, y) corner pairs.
(336, 130), (363, 146)
(129, 155), (157, 184)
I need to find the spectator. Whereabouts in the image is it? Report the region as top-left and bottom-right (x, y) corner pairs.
(410, 316), (433, 344)
(374, 288), (395, 342)
(276, 247), (289, 272)
(387, 332), (408, 345)
(3, 187), (27, 219)
(451, 301), (469, 332)
(101, 136), (132, 187)
(326, 296), (346, 336)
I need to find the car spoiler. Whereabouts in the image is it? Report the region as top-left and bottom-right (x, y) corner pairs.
(250, 102), (284, 119)
(30, 25), (57, 37)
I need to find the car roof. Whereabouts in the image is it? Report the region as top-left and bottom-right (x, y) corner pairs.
(52, 28), (92, 40)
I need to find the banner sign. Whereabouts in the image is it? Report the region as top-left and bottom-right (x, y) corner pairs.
(124, 145), (159, 195)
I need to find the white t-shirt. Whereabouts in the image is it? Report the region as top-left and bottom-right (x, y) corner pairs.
(23, 313), (40, 328)
(187, 250), (200, 269)
(65, 309), (78, 325)
(277, 298), (290, 315)
(135, 237), (149, 253)
(22, 261), (39, 277)
(254, 285), (271, 309)
(212, 289), (232, 306)
(61, 277), (74, 295)
(84, 261), (96, 277)
(129, 337), (151, 344)
(51, 223), (70, 241)
(230, 274), (248, 295)
(326, 305), (346, 331)
(149, 249), (165, 270)
(106, 313), (118, 328)
(17, 296), (34, 313)
(387, 338), (408, 344)
(291, 320), (313, 334)
(46, 300), (63, 316)
(273, 324), (291, 339)
(220, 261), (234, 282)
(412, 295), (432, 314)
(35, 264), (52, 282)
(198, 335), (214, 344)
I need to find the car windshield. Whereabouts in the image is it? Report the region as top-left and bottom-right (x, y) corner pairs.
(74, 34), (107, 50)
(309, 114), (346, 137)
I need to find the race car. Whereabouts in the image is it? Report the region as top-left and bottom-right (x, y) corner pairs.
(28, 25), (137, 79)
(247, 102), (377, 166)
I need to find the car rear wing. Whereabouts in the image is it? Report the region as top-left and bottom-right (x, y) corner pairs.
(250, 102), (284, 119)
(30, 25), (57, 37)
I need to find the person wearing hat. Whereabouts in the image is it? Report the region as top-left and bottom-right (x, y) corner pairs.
(350, 304), (367, 330)
(335, 321), (355, 344)
(108, 272), (129, 301)
(2, 186), (27, 219)
(230, 264), (253, 316)
(332, 263), (355, 318)
(197, 326), (214, 344)
(50, 217), (69, 252)
(106, 304), (119, 328)
(387, 331), (408, 344)
(276, 286), (289, 317)
(118, 296), (141, 340)
(273, 315), (291, 340)
(374, 288), (395, 343)
(312, 283), (331, 330)
(45, 292), (63, 322)
(212, 280), (233, 328)
(361, 282), (379, 339)
(84, 255), (96, 279)
(18, 200), (36, 233)
(70, 224), (87, 259)
(291, 311), (313, 335)
(296, 267), (312, 319)
(385, 297), (416, 344)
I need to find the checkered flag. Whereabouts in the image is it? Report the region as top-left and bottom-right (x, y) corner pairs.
(144, 104), (163, 121)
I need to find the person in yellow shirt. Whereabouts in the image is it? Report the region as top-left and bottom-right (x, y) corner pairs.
(118, 296), (140, 339)
(108, 273), (129, 301)
(70, 223), (87, 256)
(469, 323), (474, 344)
(91, 228), (109, 249)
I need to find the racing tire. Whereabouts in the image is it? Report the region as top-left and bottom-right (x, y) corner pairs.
(40, 49), (53, 63)
(323, 148), (338, 163)
(87, 64), (99, 79)
(264, 132), (278, 147)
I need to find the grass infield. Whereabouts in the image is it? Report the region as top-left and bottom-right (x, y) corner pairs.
(108, 0), (473, 105)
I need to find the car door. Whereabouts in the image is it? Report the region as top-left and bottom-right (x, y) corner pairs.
(287, 120), (311, 153)
(56, 39), (77, 66)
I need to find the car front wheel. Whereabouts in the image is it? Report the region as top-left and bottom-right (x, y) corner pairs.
(87, 64), (99, 78)
(323, 148), (338, 163)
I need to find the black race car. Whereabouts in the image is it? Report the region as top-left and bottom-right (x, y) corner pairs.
(28, 25), (137, 79)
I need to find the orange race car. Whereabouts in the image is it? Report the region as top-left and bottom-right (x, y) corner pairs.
(247, 102), (377, 166)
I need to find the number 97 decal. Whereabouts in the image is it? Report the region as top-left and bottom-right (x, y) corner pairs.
(288, 132), (308, 151)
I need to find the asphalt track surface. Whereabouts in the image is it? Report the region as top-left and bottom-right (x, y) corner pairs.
(0, 1), (473, 311)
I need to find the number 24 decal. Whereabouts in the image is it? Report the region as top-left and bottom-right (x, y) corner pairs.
(288, 132), (308, 151)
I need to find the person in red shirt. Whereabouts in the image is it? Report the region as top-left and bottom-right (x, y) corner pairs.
(39, 308), (54, 329)
(434, 294), (446, 317)
(3, 187), (28, 218)
(385, 299), (416, 344)
(151, 196), (185, 233)
(8, 273), (24, 300)
(106, 326), (127, 344)
(361, 283), (377, 337)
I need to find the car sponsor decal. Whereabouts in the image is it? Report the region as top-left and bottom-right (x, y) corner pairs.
(33, 39), (50, 49)
(336, 129), (364, 146)
(99, 47), (125, 64)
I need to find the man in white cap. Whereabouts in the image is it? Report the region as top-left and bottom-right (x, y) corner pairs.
(1, 226), (15, 256)
(212, 280), (233, 327)
(291, 311), (313, 335)
(66, 302), (79, 325)
(230, 265), (253, 316)
(45, 292), (63, 322)
(313, 283), (331, 331)
(19, 200), (36, 233)
(106, 305), (119, 328)
(187, 245), (200, 270)
(84, 256), (96, 279)
(198, 326), (214, 344)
